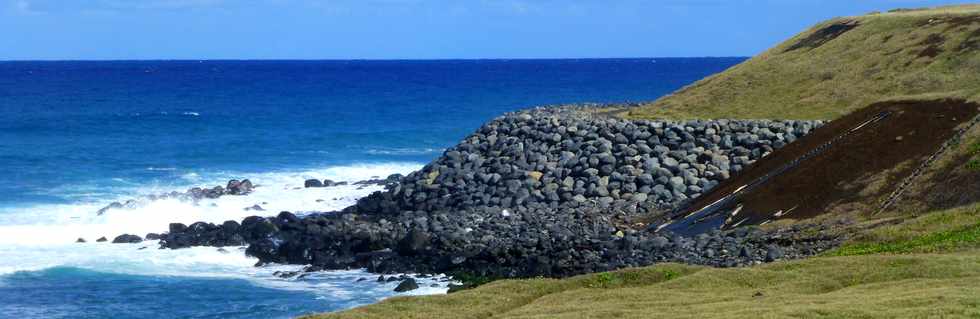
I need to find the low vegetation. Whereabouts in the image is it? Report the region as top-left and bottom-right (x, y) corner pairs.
(835, 204), (980, 255)
(967, 139), (980, 170)
(622, 5), (980, 120)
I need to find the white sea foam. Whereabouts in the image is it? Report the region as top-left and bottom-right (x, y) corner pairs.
(364, 147), (443, 155)
(0, 162), (446, 298)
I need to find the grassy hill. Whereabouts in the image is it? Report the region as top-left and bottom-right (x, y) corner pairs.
(623, 5), (980, 120)
(305, 5), (980, 318)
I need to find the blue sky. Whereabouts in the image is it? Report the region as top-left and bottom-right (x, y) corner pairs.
(0, 0), (973, 60)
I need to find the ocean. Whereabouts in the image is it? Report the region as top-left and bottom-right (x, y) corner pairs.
(0, 58), (743, 318)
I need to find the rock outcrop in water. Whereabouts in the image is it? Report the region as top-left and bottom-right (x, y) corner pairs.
(96, 179), (254, 215)
(160, 105), (838, 278)
(112, 234), (143, 243)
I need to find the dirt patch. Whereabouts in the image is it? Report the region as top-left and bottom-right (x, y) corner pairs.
(916, 33), (946, 58)
(910, 135), (980, 210)
(785, 20), (859, 52)
(958, 28), (980, 52)
(663, 99), (979, 235)
(916, 155), (980, 210)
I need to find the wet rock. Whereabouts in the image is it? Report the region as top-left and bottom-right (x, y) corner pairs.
(394, 278), (419, 292)
(96, 237), (108, 242)
(305, 179), (324, 188)
(112, 234), (143, 244)
(75, 238), (86, 243)
(226, 179), (254, 195)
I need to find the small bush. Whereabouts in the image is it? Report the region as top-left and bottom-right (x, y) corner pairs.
(966, 140), (980, 170)
(968, 159), (980, 170)
(586, 272), (615, 288)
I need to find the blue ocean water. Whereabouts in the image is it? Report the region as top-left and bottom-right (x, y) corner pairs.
(0, 58), (743, 318)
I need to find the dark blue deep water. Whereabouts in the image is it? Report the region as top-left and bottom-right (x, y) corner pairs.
(0, 58), (743, 318)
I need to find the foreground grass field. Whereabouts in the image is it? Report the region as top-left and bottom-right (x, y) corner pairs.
(307, 204), (980, 319)
(623, 5), (980, 120)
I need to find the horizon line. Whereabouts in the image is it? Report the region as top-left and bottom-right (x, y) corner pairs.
(0, 56), (750, 63)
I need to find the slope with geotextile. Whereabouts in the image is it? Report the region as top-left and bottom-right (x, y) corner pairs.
(666, 98), (979, 230)
(623, 5), (980, 120)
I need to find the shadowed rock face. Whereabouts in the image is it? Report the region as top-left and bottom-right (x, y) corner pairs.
(156, 105), (836, 278)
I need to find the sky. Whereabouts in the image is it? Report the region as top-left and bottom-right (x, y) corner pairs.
(0, 0), (974, 60)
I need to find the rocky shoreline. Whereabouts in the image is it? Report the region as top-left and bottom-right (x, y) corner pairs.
(115, 105), (839, 289)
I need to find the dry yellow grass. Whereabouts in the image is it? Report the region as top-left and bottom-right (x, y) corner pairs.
(623, 4), (980, 120)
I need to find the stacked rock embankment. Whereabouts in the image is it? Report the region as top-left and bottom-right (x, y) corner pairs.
(349, 106), (822, 216)
(162, 106), (836, 278)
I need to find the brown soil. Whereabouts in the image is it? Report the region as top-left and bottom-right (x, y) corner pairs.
(670, 99), (979, 231)
(916, 33), (946, 58)
(784, 20), (859, 52)
(909, 139), (980, 210)
(958, 28), (980, 52)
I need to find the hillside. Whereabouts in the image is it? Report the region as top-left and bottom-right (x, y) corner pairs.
(623, 5), (980, 120)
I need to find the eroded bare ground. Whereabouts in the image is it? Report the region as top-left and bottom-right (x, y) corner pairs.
(784, 20), (860, 52)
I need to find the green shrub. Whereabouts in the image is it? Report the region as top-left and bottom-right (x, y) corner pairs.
(968, 159), (980, 170)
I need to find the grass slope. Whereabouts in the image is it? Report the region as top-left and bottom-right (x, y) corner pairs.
(308, 204), (980, 319)
(624, 5), (980, 120)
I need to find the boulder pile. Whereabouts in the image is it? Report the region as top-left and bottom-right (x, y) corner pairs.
(349, 106), (821, 215)
(158, 106), (836, 279)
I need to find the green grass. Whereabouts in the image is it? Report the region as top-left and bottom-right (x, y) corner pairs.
(968, 139), (980, 170)
(305, 205), (980, 319)
(308, 254), (980, 319)
(834, 223), (980, 256)
(621, 4), (980, 120)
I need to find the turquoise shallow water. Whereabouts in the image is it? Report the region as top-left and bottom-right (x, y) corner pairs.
(0, 58), (743, 318)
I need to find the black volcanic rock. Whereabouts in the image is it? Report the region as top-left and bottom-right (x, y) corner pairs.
(112, 234), (143, 244)
(394, 278), (419, 292)
(154, 105), (835, 280)
(305, 179), (323, 188)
